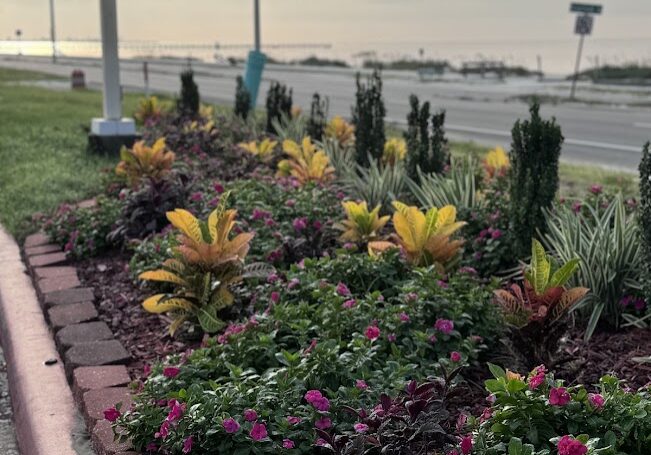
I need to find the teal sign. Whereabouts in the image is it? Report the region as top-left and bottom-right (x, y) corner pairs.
(570, 3), (602, 14)
(243, 50), (266, 108)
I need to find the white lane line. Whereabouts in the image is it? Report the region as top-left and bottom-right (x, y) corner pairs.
(634, 122), (651, 129)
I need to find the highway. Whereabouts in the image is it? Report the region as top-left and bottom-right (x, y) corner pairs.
(2, 55), (650, 171)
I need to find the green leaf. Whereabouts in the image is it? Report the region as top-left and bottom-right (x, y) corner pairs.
(508, 437), (523, 455)
(531, 239), (550, 293)
(488, 363), (506, 379)
(197, 305), (226, 333)
(548, 258), (580, 288)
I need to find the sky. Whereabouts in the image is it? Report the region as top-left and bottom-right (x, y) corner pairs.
(3, 0), (651, 44)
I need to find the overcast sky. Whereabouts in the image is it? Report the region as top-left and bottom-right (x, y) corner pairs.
(2, 0), (651, 44)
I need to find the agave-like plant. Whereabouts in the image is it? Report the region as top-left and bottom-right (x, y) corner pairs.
(271, 112), (308, 143)
(115, 138), (175, 188)
(139, 197), (254, 335)
(493, 239), (589, 366)
(382, 138), (407, 166)
(341, 160), (407, 214)
(325, 116), (355, 148)
(276, 137), (335, 185)
(369, 201), (466, 270)
(482, 146), (510, 179)
(334, 201), (390, 244)
(238, 138), (278, 162)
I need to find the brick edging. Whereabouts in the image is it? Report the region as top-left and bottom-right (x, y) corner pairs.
(22, 224), (138, 455)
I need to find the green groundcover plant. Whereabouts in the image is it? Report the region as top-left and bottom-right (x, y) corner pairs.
(111, 254), (502, 453)
(469, 365), (651, 455)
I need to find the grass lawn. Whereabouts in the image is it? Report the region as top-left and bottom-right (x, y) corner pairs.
(0, 67), (141, 240)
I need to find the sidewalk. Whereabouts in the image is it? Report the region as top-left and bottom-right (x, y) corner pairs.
(0, 346), (19, 455)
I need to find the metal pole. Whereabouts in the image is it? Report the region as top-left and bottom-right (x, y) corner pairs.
(253, 0), (261, 52)
(99, 0), (122, 120)
(143, 61), (149, 97)
(49, 0), (57, 62)
(570, 33), (585, 100)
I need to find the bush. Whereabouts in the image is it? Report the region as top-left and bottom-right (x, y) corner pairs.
(639, 142), (651, 308)
(234, 75), (252, 120)
(509, 103), (563, 258)
(116, 258), (497, 454)
(472, 366), (651, 454)
(177, 70), (200, 117)
(351, 70), (386, 167)
(266, 81), (293, 134)
(306, 93), (328, 141)
(404, 95), (449, 180)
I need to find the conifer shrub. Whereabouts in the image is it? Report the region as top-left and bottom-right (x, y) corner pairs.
(351, 70), (386, 167)
(233, 75), (251, 120)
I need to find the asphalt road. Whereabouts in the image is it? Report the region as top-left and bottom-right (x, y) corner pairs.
(2, 55), (650, 171)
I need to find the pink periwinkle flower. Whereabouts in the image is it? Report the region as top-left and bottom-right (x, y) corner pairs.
(460, 435), (473, 455)
(437, 280), (449, 289)
(155, 420), (171, 439)
(283, 439), (295, 449)
(305, 390), (330, 411)
(103, 407), (121, 422)
(387, 333), (397, 342)
(572, 201), (582, 214)
(163, 366), (180, 378)
(287, 416), (302, 425)
(405, 292), (418, 302)
(315, 438), (328, 447)
(287, 278), (300, 290)
(244, 409), (258, 422)
(285, 199), (296, 207)
(167, 400), (185, 422)
(250, 422), (268, 441)
(435, 319), (454, 334)
(588, 393), (605, 409)
(343, 299), (357, 309)
(399, 312), (410, 322)
(589, 184), (603, 195)
(365, 325), (381, 341)
(549, 387), (571, 406)
(182, 436), (193, 454)
(213, 183), (225, 194)
(223, 417), (240, 434)
(491, 229), (503, 240)
(356, 379), (368, 390)
(270, 291), (280, 303)
(450, 351), (462, 362)
(190, 192), (203, 202)
(336, 282), (351, 297)
(315, 417), (332, 430)
(354, 423), (369, 434)
(557, 435), (588, 455)
(292, 217), (308, 232)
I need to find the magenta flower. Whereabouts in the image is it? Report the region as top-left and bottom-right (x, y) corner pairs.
(223, 417), (240, 434)
(244, 409), (258, 422)
(167, 400), (185, 422)
(429, 334), (438, 344)
(450, 351), (462, 362)
(283, 439), (295, 449)
(557, 435), (588, 455)
(213, 183), (225, 194)
(387, 333), (397, 342)
(155, 420), (171, 439)
(315, 417), (332, 429)
(270, 291), (280, 303)
(356, 379), (368, 390)
(588, 393), (605, 409)
(336, 282), (351, 297)
(491, 229), (503, 240)
(589, 184), (603, 195)
(528, 365), (547, 390)
(287, 416), (301, 425)
(103, 407), (121, 422)
(460, 435), (473, 455)
(249, 422), (268, 441)
(304, 390), (323, 403)
(549, 387), (571, 406)
(163, 366), (180, 378)
(435, 319), (454, 334)
(287, 278), (300, 290)
(405, 292), (418, 303)
(305, 390), (331, 411)
(572, 201), (582, 214)
(365, 325), (381, 341)
(315, 438), (328, 447)
(343, 299), (356, 309)
(182, 436), (193, 454)
(399, 312), (410, 322)
(353, 423), (369, 433)
(190, 192), (203, 202)
(285, 199), (296, 207)
(292, 217), (308, 232)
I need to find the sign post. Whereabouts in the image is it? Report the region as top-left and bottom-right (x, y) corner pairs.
(569, 3), (602, 99)
(243, 0), (266, 108)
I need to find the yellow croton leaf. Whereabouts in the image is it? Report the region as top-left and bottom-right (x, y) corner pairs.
(166, 209), (204, 244)
(139, 270), (188, 286)
(142, 294), (195, 314)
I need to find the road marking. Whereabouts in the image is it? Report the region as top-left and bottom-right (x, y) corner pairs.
(634, 122), (651, 129)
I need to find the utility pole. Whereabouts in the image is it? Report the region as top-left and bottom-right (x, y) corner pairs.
(49, 0), (57, 62)
(243, 0), (267, 107)
(254, 0), (261, 52)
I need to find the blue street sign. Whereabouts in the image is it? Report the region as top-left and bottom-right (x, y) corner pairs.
(570, 3), (602, 14)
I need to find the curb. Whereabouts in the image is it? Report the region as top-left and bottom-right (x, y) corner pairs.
(0, 226), (78, 455)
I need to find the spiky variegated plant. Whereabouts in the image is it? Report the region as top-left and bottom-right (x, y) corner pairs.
(139, 196), (254, 335)
(276, 137), (335, 185)
(368, 201), (465, 270)
(239, 138), (278, 162)
(335, 201), (390, 244)
(115, 138), (175, 188)
(493, 239), (588, 367)
(325, 116), (355, 148)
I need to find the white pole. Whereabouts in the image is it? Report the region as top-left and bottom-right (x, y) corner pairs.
(49, 0), (57, 62)
(99, 0), (122, 120)
(253, 0), (261, 52)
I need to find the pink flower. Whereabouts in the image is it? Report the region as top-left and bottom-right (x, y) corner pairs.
(223, 418), (240, 434)
(213, 183), (225, 194)
(365, 325), (380, 341)
(588, 393), (605, 409)
(528, 365), (547, 390)
(572, 201), (582, 214)
(460, 435), (473, 455)
(250, 422), (268, 441)
(285, 199), (296, 207)
(399, 312), (410, 322)
(343, 299), (356, 309)
(429, 334), (438, 344)
(244, 409), (258, 422)
(356, 379), (368, 390)
(287, 278), (300, 289)
(450, 351), (462, 362)
(315, 438), (328, 447)
(190, 192), (203, 202)
(491, 229), (503, 240)
(283, 439), (295, 449)
(103, 407), (120, 422)
(305, 390), (330, 411)
(486, 394), (496, 404)
(304, 390), (323, 403)
(142, 363), (151, 378)
(557, 435), (588, 455)
(292, 217), (308, 232)
(405, 292), (418, 302)
(270, 291), (280, 303)
(287, 416), (301, 425)
(589, 184), (603, 195)
(182, 436), (193, 454)
(167, 400), (185, 422)
(336, 282), (351, 296)
(163, 366), (180, 378)
(353, 423), (369, 433)
(155, 420), (171, 439)
(336, 191), (345, 199)
(315, 417), (332, 429)
(549, 387), (571, 406)
(435, 319), (454, 335)
(387, 333), (397, 342)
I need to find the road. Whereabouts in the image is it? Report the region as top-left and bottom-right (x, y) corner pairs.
(2, 55), (650, 171)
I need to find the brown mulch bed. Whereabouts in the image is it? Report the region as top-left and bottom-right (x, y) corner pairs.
(557, 327), (651, 390)
(75, 252), (195, 379)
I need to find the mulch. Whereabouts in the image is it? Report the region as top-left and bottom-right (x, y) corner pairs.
(75, 252), (195, 380)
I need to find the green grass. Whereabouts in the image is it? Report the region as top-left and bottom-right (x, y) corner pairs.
(0, 67), (141, 239)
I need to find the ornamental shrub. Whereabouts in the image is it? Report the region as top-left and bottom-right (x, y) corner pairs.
(177, 69), (200, 117)
(306, 93), (328, 141)
(404, 95), (449, 181)
(266, 81), (293, 134)
(234, 75), (252, 120)
(509, 102), (563, 258)
(351, 70), (386, 167)
(639, 142), (651, 306)
(472, 365), (651, 454)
